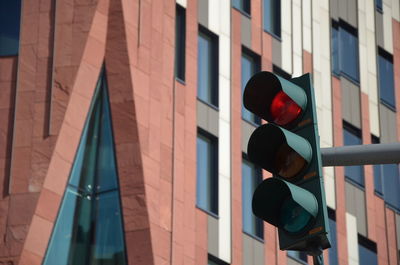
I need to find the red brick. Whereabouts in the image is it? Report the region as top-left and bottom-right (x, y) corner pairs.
(23, 215), (53, 257)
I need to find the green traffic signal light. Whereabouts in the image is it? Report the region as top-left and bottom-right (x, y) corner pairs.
(243, 71), (331, 252)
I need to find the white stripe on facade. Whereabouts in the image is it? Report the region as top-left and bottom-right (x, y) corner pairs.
(346, 212), (360, 265)
(208, 0), (232, 262)
(292, 0), (303, 77)
(383, 0), (394, 53)
(312, 0), (335, 209)
(282, 0), (293, 74)
(302, 0), (312, 53)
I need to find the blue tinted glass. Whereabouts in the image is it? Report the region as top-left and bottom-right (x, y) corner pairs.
(242, 159), (263, 238)
(198, 32), (217, 106)
(382, 164), (400, 210)
(331, 26), (340, 74)
(0, 0), (21, 56)
(378, 55), (395, 108)
(43, 71), (127, 265)
(373, 164), (383, 195)
(196, 134), (217, 214)
(343, 128), (364, 186)
(287, 251), (307, 262)
(328, 218), (338, 265)
(339, 27), (359, 82)
(375, 0), (382, 10)
(233, 0), (250, 14)
(359, 244), (378, 265)
(241, 53), (260, 124)
(263, 0), (281, 37)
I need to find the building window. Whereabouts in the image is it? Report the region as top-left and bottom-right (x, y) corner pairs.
(197, 130), (218, 215)
(198, 26), (219, 107)
(263, 0), (281, 38)
(372, 136), (400, 211)
(378, 48), (396, 109)
(242, 157), (263, 239)
(233, 0), (251, 15)
(287, 251), (307, 263)
(331, 20), (359, 83)
(175, 5), (186, 81)
(242, 48), (261, 124)
(0, 0), (22, 56)
(358, 235), (378, 265)
(343, 123), (364, 186)
(375, 0), (383, 12)
(331, 21), (340, 75)
(328, 208), (339, 265)
(43, 70), (127, 265)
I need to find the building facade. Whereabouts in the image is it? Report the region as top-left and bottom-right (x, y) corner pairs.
(0, 0), (399, 264)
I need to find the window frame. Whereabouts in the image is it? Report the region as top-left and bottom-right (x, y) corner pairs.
(232, 0), (251, 16)
(175, 4), (186, 82)
(241, 47), (261, 125)
(197, 25), (219, 108)
(358, 234), (378, 265)
(343, 122), (365, 187)
(331, 19), (360, 84)
(242, 154), (264, 240)
(196, 128), (219, 216)
(377, 47), (396, 110)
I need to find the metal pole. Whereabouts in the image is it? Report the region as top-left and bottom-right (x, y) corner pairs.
(321, 142), (400, 167)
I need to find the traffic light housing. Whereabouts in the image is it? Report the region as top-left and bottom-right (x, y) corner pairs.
(244, 71), (330, 252)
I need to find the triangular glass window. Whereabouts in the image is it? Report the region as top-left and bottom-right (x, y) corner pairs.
(43, 69), (127, 265)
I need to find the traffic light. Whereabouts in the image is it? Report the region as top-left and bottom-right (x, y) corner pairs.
(243, 71), (330, 253)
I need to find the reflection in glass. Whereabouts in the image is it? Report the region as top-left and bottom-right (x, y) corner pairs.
(43, 71), (127, 265)
(343, 127), (364, 186)
(242, 51), (261, 124)
(242, 159), (263, 239)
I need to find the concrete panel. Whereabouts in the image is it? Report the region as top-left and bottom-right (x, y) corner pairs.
(272, 37), (282, 68)
(197, 100), (209, 132)
(376, 11), (384, 48)
(379, 104), (398, 143)
(241, 120), (256, 153)
(324, 167), (336, 209)
(383, 3), (394, 53)
(197, 100), (219, 137)
(253, 239), (265, 265)
(208, 215), (219, 257)
(341, 77), (361, 128)
(302, 0), (312, 52)
(347, 0), (358, 28)
(338, 0), (357, 28)
(393, 0), (400, 21)
(330, 0), (339, 20)
(241, 15), (252, 49)
(198, 0), (208, 28)
(243, 234), (254, 265)
(345, 182), (367, 236)
(346, 212), (360, 265)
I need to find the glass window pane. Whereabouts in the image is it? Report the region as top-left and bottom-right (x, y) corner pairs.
(197, 133), (218, 214)
(242, 159), (263, 238)
(373, 164), (383, 195)
(358, 244), (378, 265)
(0, 0), (21, 56)
(339, 27), (359, 82)
(287, 251), (307, 262)
(233, 0), (250, 14)
(241, 52), (260, 124)
(378, 54), (395, 108)
(197, 30), (218, 107)
(328, 218), (339, 265)
(331, 25), (339, 74)
(343, 128), (364, 186)
(175, 5), (186, 81)
(263, 0), (281, 37)
(382, 164), (400, 210)
(44, 71), (127, 265)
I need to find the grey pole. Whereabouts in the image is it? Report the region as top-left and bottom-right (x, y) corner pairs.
(321, 142), (400, 167)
